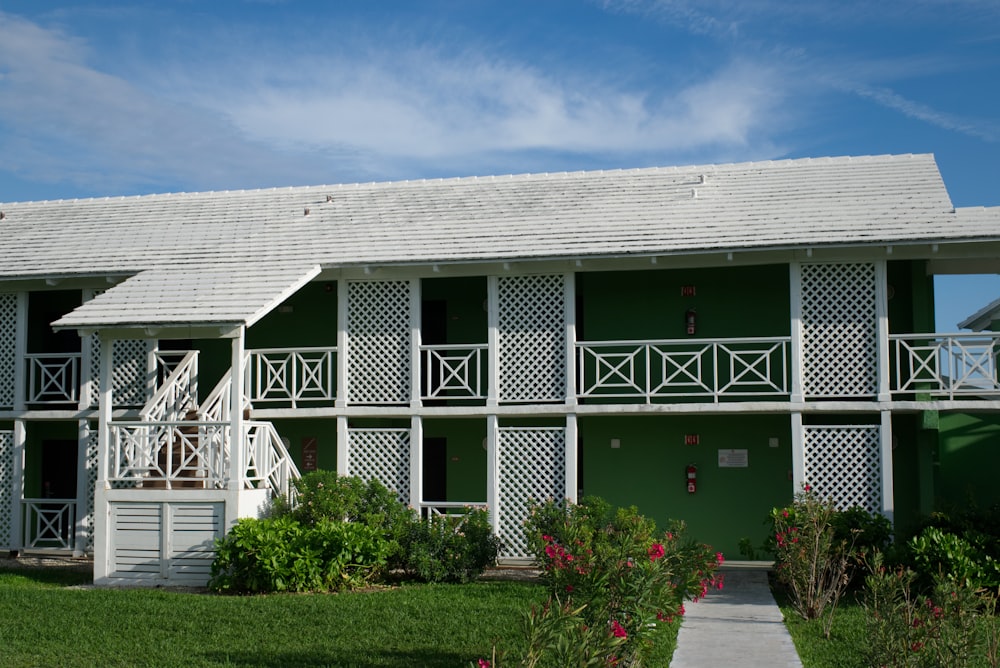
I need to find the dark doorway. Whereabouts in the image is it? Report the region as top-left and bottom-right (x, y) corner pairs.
(41, 439), (77, 500)
(423, 437), (447, 503)
(422, 300), (448, 405)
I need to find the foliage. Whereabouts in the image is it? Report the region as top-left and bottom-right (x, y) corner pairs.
(208, 516), (390, 593)
(518, 597), (626, 668)
(519, 496), (723, 667)
(770, 486), (856, 637)
(831, 505), (893, 556)
(404, 508), (501, 584)
(860, 551), (996, 668)
(906, 525), (1000, 591)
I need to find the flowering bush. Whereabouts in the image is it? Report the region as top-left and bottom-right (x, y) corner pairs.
(521, 497), (723, 666)
(770, 485), (856, 636)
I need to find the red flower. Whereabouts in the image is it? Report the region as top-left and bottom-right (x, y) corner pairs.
(715, 552), (725, 564)
(478, 659), (491, 668)
(648, 543), (665, 561)
(610, 619), (628, 638)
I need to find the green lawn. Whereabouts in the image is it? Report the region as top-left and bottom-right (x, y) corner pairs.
(0, 567), (680, 667)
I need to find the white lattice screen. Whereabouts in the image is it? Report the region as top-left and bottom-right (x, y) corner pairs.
(83, 425), (99, 552)
(498, 427), (566, 558)
(0, 431), (14, 548)
(347, 281), (411, 404)
(86, 289), (153, 408)
(347, 428), (410, 504)
(0, 293), (17, 408)
(800, 263), (878, 397)
(804, 425), (882, 513)
(498, 275), (565, 403)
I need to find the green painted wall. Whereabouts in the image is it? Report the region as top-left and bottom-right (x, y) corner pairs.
(422, 277), (487, 344)
(578, 265), (790, 340)
(23, 421), (79, 498)
(890, 414), (930, 536)
(423, 418), (488, 503)
(579, 414), (793, 558)
(269, 418), (339, 472)
(936, 412), (1000, 511)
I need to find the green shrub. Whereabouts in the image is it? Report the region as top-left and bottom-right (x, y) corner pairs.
(404, 508), (501, 583)
(209, 516), (391, 593)
(907, 525), (1000, 590)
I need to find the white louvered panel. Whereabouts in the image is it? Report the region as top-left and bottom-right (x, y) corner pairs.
(498, 427), (565, 558)
(110, 503), (163, 580)
(498, 275), (565, 402)
(347, 280), (411, 404)
(804, 425), (881, 514)
(0, 294), (16, 407)
(168, 503), (223, 583)
(82, 426), (99, 552)
(0, 431), (14, 547)
(800, 263), (878, 397)
(347, 428), (410, 504)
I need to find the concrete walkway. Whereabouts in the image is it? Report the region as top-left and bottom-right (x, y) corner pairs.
(671, 563), (803, 668)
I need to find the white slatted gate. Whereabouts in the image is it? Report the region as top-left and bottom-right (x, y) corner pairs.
(0, 293), (16, 408)
(347, 280), (411, 404)
(347, 428), (410, 504)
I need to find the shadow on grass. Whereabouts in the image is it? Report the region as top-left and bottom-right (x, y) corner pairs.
(0, 566), (93, 587)
(200, 648), (474, 667)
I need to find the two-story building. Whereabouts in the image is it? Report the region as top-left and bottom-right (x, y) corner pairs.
(1, 153), (998, 586)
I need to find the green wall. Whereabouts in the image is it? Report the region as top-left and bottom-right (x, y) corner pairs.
(247, 281), (338, 349)
(579, 414), (793, 558)
(23, 421), (79, 498)
(936, 412), (1000, 511)
(269, 418), (339, 472)
(423, 418), (488, 503)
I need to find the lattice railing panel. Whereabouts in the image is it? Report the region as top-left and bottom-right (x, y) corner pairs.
(112, 339), (152, 407)
(498, 427), (565, 558)
(0, 431), (14, 547)
(803, 425), (881, 513)
(0, 293), (16, 407)
(83, 425), (99, 552)
(498, 275), (565, 402)
(348, 428), (410, 504)
(800, 263), (878, 397)
(348, 281), (411, 404)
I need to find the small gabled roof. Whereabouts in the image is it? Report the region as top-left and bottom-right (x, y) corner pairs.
(958, 296), (1000, 332)
(3, 152), (999, 334)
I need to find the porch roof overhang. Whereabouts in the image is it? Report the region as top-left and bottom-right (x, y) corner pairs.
(959, 296), (1000, 332)
(52, 262), (321, 339)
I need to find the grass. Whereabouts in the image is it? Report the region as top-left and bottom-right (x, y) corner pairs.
(0, 567), (680, 667)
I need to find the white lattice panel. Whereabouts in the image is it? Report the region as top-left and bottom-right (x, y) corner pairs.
(0, 431), (14, 547)
(347, 428), (410, 504)
(83, 425), (99, 552)
(803, 425), (881, 513)
(112, 339), (152, 407)
(0, 294), (16, 407)
(800, 263), (878, 397)
(498, 427), (565, 558)
(347, 281), (411, 404)
(498, 275), (565, 402)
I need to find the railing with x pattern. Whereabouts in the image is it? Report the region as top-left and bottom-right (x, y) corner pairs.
(247, 347), (337, 407)
(421, 344), (487, 400)
(891, 333), (1000, 398)
(577, 336), (791, 402)
(26, 352), (81, 404)
(22, 498), (77, 550)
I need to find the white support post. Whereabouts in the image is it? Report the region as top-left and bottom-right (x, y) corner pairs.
(79, 290), (96, 411)
(13, 292), (27, 411)
(336, 280), (349, 408)
(564, 414), (578, 504)
(409, 416), (422, 511)
(336, 416), (349, 477)
(93, 334), (114, 582)
(790, 412), (805, 492)
(486, 276), (500, 407)
(564, 273), (577, 407)
(228, 328), (246, 492)
(11, 419), (26, 552)
(73, 420), (89, 556)
(410, 278), (422, 409)
(486, 415), (499, 535)
(880, 411), (895, 523)
(788, 264), (804, 403)
(875, 261), (891, 402)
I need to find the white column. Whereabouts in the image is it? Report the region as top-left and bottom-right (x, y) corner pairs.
(875, 261), (891, 402)
(79, 290), (97, 411)
(880, 411), (895, 522)
(10, 419), (26, 552)
(564, 414), (578, 503)
(228, 328), (245, 491)
(788, 264), (804, 403)
(486, 276), (500, 407)
(336, 416), (349, 476)
(564, 273), (577, 407)
(410, 278), (422, 409)
(486, 415), (499, 535)
(93, 334), (114, 582)
(336, 280), (349, 408)
(790, 412), (805, 492)
(13, 292), (27, 411)
(409, 416), (422, 511)
(73, 420), (89, 556)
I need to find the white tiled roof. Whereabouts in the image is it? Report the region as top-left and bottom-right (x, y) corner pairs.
(2, 153), (996, 331)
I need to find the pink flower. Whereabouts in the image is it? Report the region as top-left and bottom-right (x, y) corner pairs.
(715, 552), (725, 564)
(678, 603), (686, 616)
(565, 585), (574, 593)
(648, 543), (665, 561)
(610, 619), (628, 638)
(782, 509), (789, 518)
(478, 660), (491, 668)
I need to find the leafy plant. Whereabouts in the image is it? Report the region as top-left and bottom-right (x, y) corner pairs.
(404, 508), (501, 583)
(907, 525), (1000, 591)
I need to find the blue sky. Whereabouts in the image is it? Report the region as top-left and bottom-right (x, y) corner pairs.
(0, 0), (997, 330)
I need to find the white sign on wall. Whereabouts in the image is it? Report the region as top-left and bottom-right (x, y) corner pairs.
(718, 449), (749, 468)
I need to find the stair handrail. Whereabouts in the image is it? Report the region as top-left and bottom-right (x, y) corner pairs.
(199, 353), (251, 423)
(244, 420), (301, 500)
(140, 350), (199, 422)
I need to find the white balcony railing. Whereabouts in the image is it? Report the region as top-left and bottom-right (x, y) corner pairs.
(891, 333), (1000, 399)
(142, 350), (199, 422)
(244, 420), (300, 498)
(421, 344), (487, 400)
(26, 353), (81, 404)
(418, 501), (488, 520)
(577, 336), (791, 402)
(247, 347), (337, 407)
(22, 499), (76, 550)
(109, 420), (228, 488)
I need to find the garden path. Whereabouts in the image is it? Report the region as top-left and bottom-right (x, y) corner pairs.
(671, 563), (803, 667)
